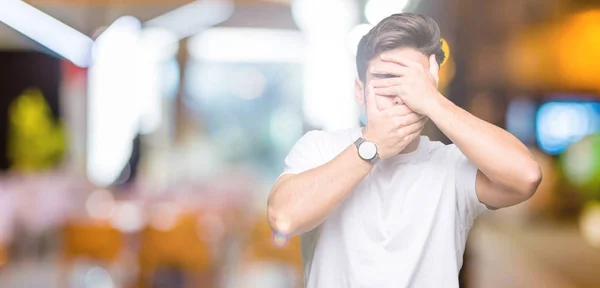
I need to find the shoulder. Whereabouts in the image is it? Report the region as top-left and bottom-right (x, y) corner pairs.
(295, 128), (359, 160)
(288, 130), (332, 158)
(298, 128), (358, 146)
(422, 139), (463, 164)
(296, 130), (330, 147)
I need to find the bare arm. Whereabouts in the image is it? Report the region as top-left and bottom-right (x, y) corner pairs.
(428, 96), (542, 208)
(267, 144), (373, 236)
(371, 53), (542, 209)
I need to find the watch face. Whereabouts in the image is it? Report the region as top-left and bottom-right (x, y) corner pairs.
(359, 141), (377, 160)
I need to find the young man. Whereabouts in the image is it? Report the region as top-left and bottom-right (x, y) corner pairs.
(267, 13), (542, 287)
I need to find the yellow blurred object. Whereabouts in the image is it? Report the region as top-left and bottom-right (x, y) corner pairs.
(580, 201), (600, 248)
(60, 220), (124, 287)
(554, 10), (600, 91)
(138, 212), (214, 287)
(506, 9), (600, 93)
(237, 218), (303, 288)
(7, 88), (66, 172)
(438, 38), (455, 92)
(560, 134), (600, 198)
(62, 220), (124, 262)
(440, 38), (450, 67)
(246, 219), (302, 268)
(505, 26), (553, 90)
(0, 244), (6, 267)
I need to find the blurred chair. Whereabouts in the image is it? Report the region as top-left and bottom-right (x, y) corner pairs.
(137, 211), (216, 288)
(0, 243), (7, 268)
(60, 220), (124, 287)
(238, 218), (303, 288)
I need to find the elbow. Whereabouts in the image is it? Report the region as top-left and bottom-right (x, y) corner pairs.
(267, 204), (301, 237)
(267, 188), (301, 236)
(519, 162), (543, 200)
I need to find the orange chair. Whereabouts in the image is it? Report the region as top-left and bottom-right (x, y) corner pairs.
(248, 219), (302, 267)
(0, 243), (7, 268)
(137, 212), (216, 288)
(60, 220), (124, 287)
(238, 218), (303, 287)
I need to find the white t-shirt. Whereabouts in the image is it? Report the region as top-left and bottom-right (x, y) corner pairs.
(280, 127), (490, 288)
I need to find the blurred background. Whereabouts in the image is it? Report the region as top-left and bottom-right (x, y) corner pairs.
(0, 0), (599, 287)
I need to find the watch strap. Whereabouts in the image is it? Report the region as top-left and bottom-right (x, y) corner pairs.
(354, 137), (365, 147)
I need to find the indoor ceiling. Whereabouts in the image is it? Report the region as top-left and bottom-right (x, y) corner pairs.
(0, 0), (296, 49)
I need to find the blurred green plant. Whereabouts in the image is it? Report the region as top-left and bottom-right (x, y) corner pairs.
(7, 88), (66, 172)
(560, 134), (600, 201)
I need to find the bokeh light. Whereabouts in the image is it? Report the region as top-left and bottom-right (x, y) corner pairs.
(364, 0), (411, 25)
(85, 189), (116, 220)
(84, 266), (115, 288)
(537, 101), (600, 155)
(271, 231), (289, 248)
(110, 202), (145, 233)
(580, 202), (600, 248)
(149, 202), (181, 231)
(506, 98), (537, 145)
(561, 134), (600, 195)
(231, 67), (267, 100)
(348, 24), (373, 56)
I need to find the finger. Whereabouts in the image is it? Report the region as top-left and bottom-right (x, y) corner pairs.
(365, 84), (379, 115)
(383, 104), (413, 117)
(398, 116), (428, 136)
(394, 113), (424, 127)
(429, 54), (440, 88)
(370, 77), (403, 88)
(370, 62), (411, 77)
(374, 86), (399, 97)
(399, 128), (423, 144)
(379, 54), (422, 69)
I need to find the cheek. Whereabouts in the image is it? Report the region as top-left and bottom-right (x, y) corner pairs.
(376, 96), (395, 111)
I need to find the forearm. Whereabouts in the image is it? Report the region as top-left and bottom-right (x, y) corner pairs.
(268, 144), (373, 236)
(428, 94), (541, 194)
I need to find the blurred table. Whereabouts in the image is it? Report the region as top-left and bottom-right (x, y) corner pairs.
(467, 216), (600, 288)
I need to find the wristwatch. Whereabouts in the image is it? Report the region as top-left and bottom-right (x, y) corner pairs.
(354, 137), (379, 163)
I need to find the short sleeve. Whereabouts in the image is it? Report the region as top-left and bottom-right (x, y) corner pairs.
(453, 146), (491, 228)
(280, 130), (328, 177)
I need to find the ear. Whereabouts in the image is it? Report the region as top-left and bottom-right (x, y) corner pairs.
(355, 78), (365, 106)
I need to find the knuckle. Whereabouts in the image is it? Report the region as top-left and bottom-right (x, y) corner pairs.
(395, 117), (404, 126)
(402, 116), (412, 126)
(397, 129), (406, 138)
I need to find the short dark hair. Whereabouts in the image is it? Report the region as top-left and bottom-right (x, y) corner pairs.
(356, 13), (445, 82)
